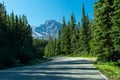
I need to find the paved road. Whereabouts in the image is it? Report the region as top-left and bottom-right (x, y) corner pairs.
(0, 57), (107, 80)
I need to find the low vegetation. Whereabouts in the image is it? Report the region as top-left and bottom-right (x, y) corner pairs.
(94, 62), (120, 80)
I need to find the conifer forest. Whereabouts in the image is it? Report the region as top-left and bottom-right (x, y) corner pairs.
(0, 0), (120, 70)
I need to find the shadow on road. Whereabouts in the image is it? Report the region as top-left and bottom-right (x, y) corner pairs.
(0, 58), (106, 80)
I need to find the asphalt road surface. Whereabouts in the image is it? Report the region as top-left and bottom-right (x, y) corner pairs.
(0, 57), (108, 80)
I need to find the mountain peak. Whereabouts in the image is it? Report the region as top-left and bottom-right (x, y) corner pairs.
(34, 20), (62, 39)
(45, 19), (56, 23)
(45, 19), (60, 27)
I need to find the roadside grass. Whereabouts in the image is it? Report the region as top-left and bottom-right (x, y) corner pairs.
(94, 62), (120, 80)
(57, 53), (95, 57)
(56, 53), (97, 60)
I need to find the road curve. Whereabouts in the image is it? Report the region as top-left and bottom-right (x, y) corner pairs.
(0, 57), (107, 80)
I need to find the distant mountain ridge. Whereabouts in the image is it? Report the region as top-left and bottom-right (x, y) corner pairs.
(33, 20), (62, 39)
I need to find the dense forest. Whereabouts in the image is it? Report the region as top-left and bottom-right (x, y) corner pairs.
(0, 0), (120, 69)
(0, 3), (48, 69)
(45, 0), (120, 64)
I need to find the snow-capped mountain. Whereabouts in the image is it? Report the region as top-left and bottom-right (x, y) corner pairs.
(32, 31), (43, 39)
(34, 20), (62, 39)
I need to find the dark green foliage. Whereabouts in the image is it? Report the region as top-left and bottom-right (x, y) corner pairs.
(33, 39), (48, 59)
(110, 0), (120, 62)
(0, 3), (13, 69)
(70, 13), (77, 54)
(91, 0), (120, 62)
(61, 16), (70, 54)
(45, 6), (92, 57)
(79, 4), (91, 55)
(44, 0), (120, 66)
(42, 0), (120, 64)
(45, 35), (55, 57)
(55, 30), (61, 55)
(0, 2), (47, 69)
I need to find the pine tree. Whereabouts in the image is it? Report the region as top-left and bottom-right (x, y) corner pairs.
(60, 16), (70, 54)
(86, 14), (91, 54)
(0, 2), (8, 43)
(8, 12), (16, 49)
(45, 35), (54, 57)
(0, 3), (16, 68)
(70, 13), (76, 53)
(79, 4), (90, 55)
(92, 0), (113, 61)
(16, 15), (33, 63)
(0, 2), (46, 69)
(60, 16), (66, 54)
(55, 30), (62, 55)
(89, 19), (96, 56)
(110, 0), (120, 61)
(73, 22), (81, 54)
(33, 39), (47, 59)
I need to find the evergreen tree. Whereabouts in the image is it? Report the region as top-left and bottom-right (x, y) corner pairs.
(86, 14), (91, 54)
(110, 0), (120, 61)
(33, 39), (48, 59)
(73, 22), (81, 54)
(70, 13), (76, 53)
(60, 16), (70, 54)
(89, 19), (96, 56)
(60, 16), (66, 54)
(0, 2), (8, 44)
(92, 0), (113, 61)
(16, 15), (33, 63)
(0, 2), (47, 69)
(79, 4), (90, 55)
(45, 35), (54, 57)
(0, 3), (14, 68)
(55, 30), (61, 55)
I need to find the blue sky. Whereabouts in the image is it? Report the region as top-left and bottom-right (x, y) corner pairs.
(0, 0), (97, 26)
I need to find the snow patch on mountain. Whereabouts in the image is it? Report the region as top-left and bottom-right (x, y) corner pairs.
(33, 20), (62, 39)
